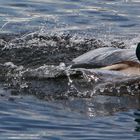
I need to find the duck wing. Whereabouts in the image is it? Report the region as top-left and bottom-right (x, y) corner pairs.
(72, 47), (139, 68)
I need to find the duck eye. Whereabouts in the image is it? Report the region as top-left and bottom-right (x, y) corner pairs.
(136, 43), (140, 61)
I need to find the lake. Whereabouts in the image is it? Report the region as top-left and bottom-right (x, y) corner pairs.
(0, 0), (140, 139)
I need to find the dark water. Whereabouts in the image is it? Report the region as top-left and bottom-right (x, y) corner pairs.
(0, 0), (140, 139)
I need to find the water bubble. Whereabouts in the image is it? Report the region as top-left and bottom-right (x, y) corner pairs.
(59, 62), (66, 70)
(99, 88), (104, 93)
(20, 83), (28, 89)
(4, 62), (17, 69)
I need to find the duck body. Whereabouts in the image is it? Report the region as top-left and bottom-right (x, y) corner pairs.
(72, 44), (140, 76)
(72, 47), (139, 68)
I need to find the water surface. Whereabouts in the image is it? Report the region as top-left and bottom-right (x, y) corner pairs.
(0, 0), (140, 139)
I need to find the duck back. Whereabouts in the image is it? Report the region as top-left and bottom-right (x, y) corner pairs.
(72, 47), (139, 68)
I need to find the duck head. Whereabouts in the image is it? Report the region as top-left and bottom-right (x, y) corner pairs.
(136, 43), (140, 61)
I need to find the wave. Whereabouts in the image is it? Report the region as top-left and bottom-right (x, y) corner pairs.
(0, 32), (139, 100)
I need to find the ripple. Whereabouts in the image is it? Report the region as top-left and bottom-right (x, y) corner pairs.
(0, 0), (140, 139)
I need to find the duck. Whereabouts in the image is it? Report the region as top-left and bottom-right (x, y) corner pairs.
(71, 43), (140, 76)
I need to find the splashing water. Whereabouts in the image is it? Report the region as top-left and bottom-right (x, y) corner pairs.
(0, 1), (140, 139)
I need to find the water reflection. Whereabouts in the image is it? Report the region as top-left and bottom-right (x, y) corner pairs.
(53, 95), (140, 117)
(0, 85), (140, 139)
(1, 82), (140, 118)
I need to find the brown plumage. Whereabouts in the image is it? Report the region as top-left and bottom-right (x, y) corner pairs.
(101, 61), (140, 75)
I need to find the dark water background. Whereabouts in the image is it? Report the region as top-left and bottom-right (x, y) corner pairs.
(0, 0), (140, 139)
